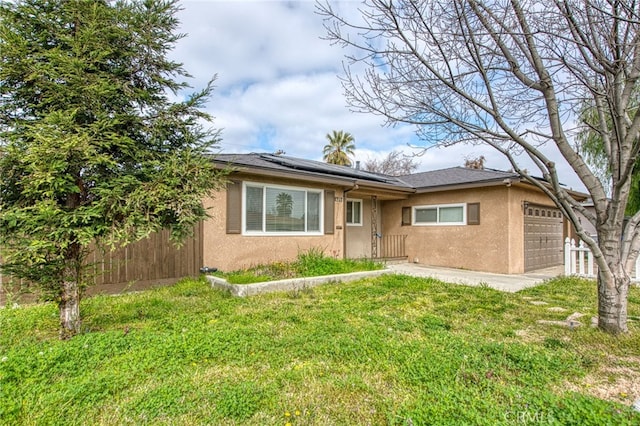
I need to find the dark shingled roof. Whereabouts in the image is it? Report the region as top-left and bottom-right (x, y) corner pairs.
(397, 167), (520, 189)
(213, 153), (412, 187)
(212, 154), (522, 191)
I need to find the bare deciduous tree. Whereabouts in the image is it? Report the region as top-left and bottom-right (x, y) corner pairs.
(364, 150), (419, 175)
(319, 0), (640, 334)
(464, 155), (486, 170)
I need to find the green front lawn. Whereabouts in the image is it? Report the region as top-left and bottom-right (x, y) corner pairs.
(1, 275), (639, 425)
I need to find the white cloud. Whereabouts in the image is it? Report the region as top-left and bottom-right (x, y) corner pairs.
(174, 1), (340, 89)
(171, 0), (587, 193)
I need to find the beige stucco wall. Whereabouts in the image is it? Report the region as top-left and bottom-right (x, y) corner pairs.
(381, 183), (559, 274)
(202, 171), (562, 274)
(202, 174), (345, 272)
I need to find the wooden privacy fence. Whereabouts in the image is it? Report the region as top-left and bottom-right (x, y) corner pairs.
(379, 234), (407, 259)
(86, 225), (203, 290)
(1, 224), (203, 301)
(564, 237), (640, 282)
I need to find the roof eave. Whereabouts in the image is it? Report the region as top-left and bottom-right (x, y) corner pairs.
(414, 178), (519, 193)
(224, 165), (354, 186)
(513, 180), (590, 201)
(217, 161), (415, 193)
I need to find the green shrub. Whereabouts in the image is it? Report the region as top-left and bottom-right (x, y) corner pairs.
(217, 247), (383, 284)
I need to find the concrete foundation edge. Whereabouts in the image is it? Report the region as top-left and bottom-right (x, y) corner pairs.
(206, 269), (390, 297)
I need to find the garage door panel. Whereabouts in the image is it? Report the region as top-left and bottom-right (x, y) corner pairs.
(524, 206), (563, 272)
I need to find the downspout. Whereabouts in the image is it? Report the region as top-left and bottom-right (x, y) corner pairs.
(342, 182), (359, 260)
(506, 180), (513, 273)
(502, 178), (516, 273)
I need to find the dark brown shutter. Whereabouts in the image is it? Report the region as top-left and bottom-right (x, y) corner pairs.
(467, 203), (480, 225)
(324, 190), (335, 234)
(226, 179), (242, 234)
(401, 207), (411, 226)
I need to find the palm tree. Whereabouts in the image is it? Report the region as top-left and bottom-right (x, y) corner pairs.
(322, 130), (355, 166)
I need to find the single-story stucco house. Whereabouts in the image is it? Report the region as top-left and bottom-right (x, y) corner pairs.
(203, 153), (586, 275)
(0, 152), (587, 302)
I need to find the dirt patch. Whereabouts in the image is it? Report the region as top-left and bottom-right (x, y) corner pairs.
(513, 327), (546, 343)
(563, 355), (640, 407)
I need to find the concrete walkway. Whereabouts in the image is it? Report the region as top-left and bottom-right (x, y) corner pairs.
(386, 263), (564, 292)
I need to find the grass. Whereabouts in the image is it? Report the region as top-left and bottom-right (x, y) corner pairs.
(213, 247), (384, 284)
(1, 275), (639, 425)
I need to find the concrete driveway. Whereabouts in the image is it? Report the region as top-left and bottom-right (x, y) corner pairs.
(387, 263), (563, 292)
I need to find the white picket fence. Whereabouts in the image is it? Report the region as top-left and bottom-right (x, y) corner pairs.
(564, 237), (640, 282)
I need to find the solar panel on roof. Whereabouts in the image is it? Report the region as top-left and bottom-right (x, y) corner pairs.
(258, 154), (401, 184)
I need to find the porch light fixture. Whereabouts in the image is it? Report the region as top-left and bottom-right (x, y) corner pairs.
(523, 201), (529, 211)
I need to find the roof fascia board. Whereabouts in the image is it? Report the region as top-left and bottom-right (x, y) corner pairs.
(355, 180), (415, 193)
(349, 188), (411, 200)
(512, 181), (589, 200)
(414, 179), (519, 193)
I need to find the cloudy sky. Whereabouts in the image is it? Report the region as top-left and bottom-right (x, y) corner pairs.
(170, 0), (586, 191)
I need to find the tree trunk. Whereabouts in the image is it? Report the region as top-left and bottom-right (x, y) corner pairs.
(59, 239), (82, 340)
(59, 278), (81, 339)
(597, 267), (629, 334)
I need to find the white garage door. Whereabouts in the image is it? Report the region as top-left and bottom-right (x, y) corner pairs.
(524, 205), (564, 272)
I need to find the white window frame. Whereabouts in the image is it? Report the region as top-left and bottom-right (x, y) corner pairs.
(241, 181), (324, 236)
(346, 198), (363, 226)
(413, 203), (466, 226)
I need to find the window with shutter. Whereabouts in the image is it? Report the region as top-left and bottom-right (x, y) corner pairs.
(241, 181), (325, 235)
(413, 203), (466, 225)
